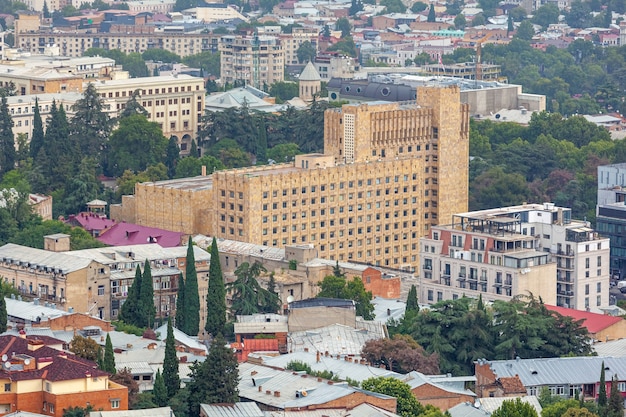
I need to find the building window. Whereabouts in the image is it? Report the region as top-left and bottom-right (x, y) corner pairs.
(4, 383), (9, 392)
(98, 285), (105, 296)
(49, 404), (54, 413)
(111, 399), (120, 409)
(427, 290), (433, 301)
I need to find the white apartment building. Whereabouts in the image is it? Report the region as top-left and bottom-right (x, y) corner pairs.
(219, 34), (284, 87)
(419, 203), (610, 312)
(280, 27), (319, 66)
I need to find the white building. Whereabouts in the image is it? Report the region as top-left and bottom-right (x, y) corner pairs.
(419, 203), (610, 312)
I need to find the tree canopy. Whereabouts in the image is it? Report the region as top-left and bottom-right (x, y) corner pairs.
(317, 274), (375, 320)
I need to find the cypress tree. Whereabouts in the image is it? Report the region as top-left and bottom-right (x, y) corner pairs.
(163, 318), (180, 399)
(405, 285), (419, 314)
(36, 101), (73, 192)
(30, 98), (44, 159)
(42, 0), (50, 18)
(165, 136), (180, 179)
(256, 118), (267, 163)
(103, 333), (116, 374)
(427, 4), (436, 22)
(205, 238), (226, 337)
(187, 333), (239, 415)
(608, 374), (624, 417)
(599, 361), (608, 410)
(153, 369), (167, 407)
(0, 295), (6, 333)
(70, 82), (111, 159)
(183, 237), (200, 335)
(119, 265), (142, 326)
(0, 95), (15, 177)
(189, 139), (200, 158)
(175, 273), (185, 331)
(139, 260), (156, 328)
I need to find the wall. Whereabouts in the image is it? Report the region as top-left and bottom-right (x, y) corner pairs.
(32, 313), (113, 331)
(412, 384), (474, 411)
(288, 306), (356, 331)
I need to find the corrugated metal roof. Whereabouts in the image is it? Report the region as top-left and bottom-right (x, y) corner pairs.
(485, 356), (626, 386)
(194, 235), (286, 261)
(289, 323), (386, 357)
(372, 297), (406, 323)
(154, 323), (207, 354)
(0, 243), (93, 274)
(200, 402), (265, 417)
(5, 298), (70, 322)
(89, 407), (175, 417)
(478, 396), (542, 414)
(115, 361), (153, 375)
(594, 338), (626, 357)
(275, 403), (401, 417)
(66, 243), (210, 264)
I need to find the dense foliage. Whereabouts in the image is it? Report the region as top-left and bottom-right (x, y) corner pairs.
(361, 377), (447, 417)
(181, 238), (200, 335)
(205, 237), (226, 336)
(227, 261), (281, 317)
(388, 295), (592, 375)
(316, 269), (375, 320)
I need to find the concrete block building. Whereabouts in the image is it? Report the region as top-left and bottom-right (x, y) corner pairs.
(419, 203), (610, 311)
(219, 34), (284, 88)
(596, 163), (626, 279)
(112, 85), (470, 271)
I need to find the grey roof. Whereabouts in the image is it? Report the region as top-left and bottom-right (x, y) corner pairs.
(5, 297), (70, 323)
(372, 297), (406, 324)
(275, 404), (400, 417)
(5, 412), (51, 417)
(289, 322), (386, 356)
(401, 371), (476, 397)
(255, 351), (400, 383)
(154, 323), (207, 353)
(205, 87), (287, 112)
(0, 243), (94, 274)
(299, 61), (321, 82)
(594, 339), (626, 357)
(483, 356), (626, 386)
(447, 402), (491, 417)
(66, 243), (210, 265)
(326, 79), (416, 102)
(89, 407), (175, 417)
(478, 396), (542, 414)
(194, 235), (286, 262)
(200, 402), (265, 417)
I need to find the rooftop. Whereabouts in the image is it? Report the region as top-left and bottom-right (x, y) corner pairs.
(0, 243), (93, 275)
(546, 305), (623, 335)
(97, 223), (184, 248)
(289, 321), (386, 356)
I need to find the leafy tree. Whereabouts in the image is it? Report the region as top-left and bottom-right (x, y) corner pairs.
(269, 81), (298, 103)
(183, 237), (200, 335)
(515, 20), (535, 40)
(205, 237), (226, 336)
(174, 155), (225, 178)
(491, 398), (538, 417)
(562, 409), (600, 417)
(541, 399), (581, 417)
(29, 98), (44, 160)
(70, 83), (111, 159)
(187, 334), (239, 416)
(263, 273), (281, 313)
(182, 52), (220, 77)
(411, 1), (427, 12)
(206, 138), (251, 168)
(111, 368), (140, 408)
(163, 318), (180, 399)
(153, 369), (167, 407)
(608, 374), (623, 417)
(532, 3), (559, 29)
(9, 220), (104, 250)
(62, 405), (94, 417)
(405, 285), (419, 315)
(427, 4), (436, 21)
(322, 25), (331, 38)
(335, 17), (351, 38)
(327, 36), (357, 57)
(60, 157), (102, 216)
(454, 14), (466, 29)
(119, 265), (142, 326)
(361, 377), (424, 417)
(175, 274), (185, 331)
(566, 0), (592, 27)
(165, 136), (180, 178)
(142, 49), (180, 63)
(381, 0), (405, 13)
(267, 143), (301, 163)
(70, 335), (100, 361)
(228, 261), (280, 317)
(317, 275), (374, 320)
(102, 333), (116, 374)
(106, 114), (169, 177)
(362, 335), (439, 374)
(139, 260), (156, 328)
(0, 95), (14, 177)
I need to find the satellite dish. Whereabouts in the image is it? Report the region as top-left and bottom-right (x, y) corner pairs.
(301, 390), (307, 397)
(3, 362), (10, 370)
(1, 354), (7, 362)
(287, 295), (295, 303)
(23, 359), (30, 366)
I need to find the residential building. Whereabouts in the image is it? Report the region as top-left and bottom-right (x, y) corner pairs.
(112, 85), (470, 271)
(0, 66), (83, 96)
(420, 62), (503, 82)
(419, 203), (610, 311)
(475, 356), (626, 401)
(126, 0), (176, 13)
(0, 335), (128, 417)
(314, 52), (358, 80)
(219, 34), (284, 88)
(92, 75), (205, 151)
(546, 305), (626, 342)
(280, 26), (319, 66)
(0, 189), (53, 221)
(596, 163), (626, 278)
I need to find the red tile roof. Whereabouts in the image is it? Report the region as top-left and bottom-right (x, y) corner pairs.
(97, 222), (184, 247)
(66, 212), (116, 233)
(546, 305), (623, 334)
(499, 376), (526, 394)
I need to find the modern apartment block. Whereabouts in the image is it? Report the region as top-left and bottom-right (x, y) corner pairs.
(112, 85), (470, 271)
(219, 34), (284, 87)
(419, 203), (610, 311)
(92, 75), (206, 152)
(596, 163), (626, 278)
(280, 26), (319, 66)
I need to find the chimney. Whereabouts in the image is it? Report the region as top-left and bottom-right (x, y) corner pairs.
(266, 390), (271, 395)
(316, 351), (320, 363)
(201, 165), (207, 176)
(274, 391), (280, 397)
(258, 386), (262, 392)
(304, 347), (309, 352)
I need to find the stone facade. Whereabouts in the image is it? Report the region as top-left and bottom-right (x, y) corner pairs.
(112, 85), (470, 271)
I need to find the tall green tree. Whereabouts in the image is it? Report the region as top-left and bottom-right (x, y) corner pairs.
(0, 293), (6, 333)
(263, 273), (281, 314)
(119, 265), (142, 326)
(427, 4), (436, 22)
(165, 136), (180, 179)
(120, 89), (148, 119)
(256, 117), (268, 163)
(29, 98), (44, 159)
(492, 398), (538, 417)
(103, 333), (116, 374)
(35, 102), (74, 193)
(405, 285), (419, 315)
(228, 261), (279, 317)
(153, 369), (167, 407)
(361, 377), (425, 417)
(598, 361), (607, 411)
(163, 318), (180, 399)
(183, 237), (200, 335)
(335, 17), (351, 38)
(139, 260), (156, 328)
(70, 82), (112, 159)
(42, 0), (50, 17)
(175, 273), (185, 331)
(296, 41), (316, 63)
(608, 374), (623, 417)
(0, 95), (15, 177)
(187, 334), (239, 416)
(205, 237), (226, 336)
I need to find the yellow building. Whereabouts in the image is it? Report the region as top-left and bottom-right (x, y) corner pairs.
(92, 75), (206, 152)
(112, 85), (469, 271)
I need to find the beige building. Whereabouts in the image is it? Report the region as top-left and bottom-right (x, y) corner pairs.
(126, 0), (176, 13)
(92, 75), (205, 151)
(219, 34), (284, 88)
(112, 85), (470, 271)
(0, 66), (83, 96)
(280, 26), (319, 66)
(419, 203), (610, 311)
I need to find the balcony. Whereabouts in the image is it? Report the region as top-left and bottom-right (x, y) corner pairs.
(457, 273), (466, 281)
(557, 249), (575, 257)
(558, 290), (574, 297)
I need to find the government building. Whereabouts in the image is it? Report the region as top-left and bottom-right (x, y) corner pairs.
(112, 85), (470, 271)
